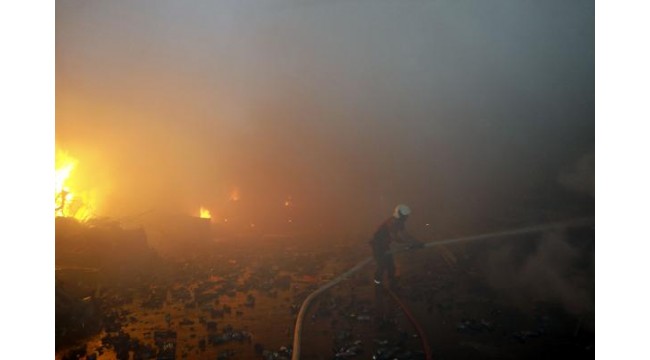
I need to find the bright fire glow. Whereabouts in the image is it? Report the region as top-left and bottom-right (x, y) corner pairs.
(55, 149), (95, 221)
(199, 207), (211, 219)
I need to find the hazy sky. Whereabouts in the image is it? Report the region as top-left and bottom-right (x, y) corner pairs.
(56, 0), (594, 236)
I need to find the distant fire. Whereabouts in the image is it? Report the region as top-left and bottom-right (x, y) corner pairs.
(55, 150), (95, 221)
(199, 207), (211, 219)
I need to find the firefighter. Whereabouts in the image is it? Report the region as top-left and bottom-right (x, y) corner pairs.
(369, 204), (423, 287)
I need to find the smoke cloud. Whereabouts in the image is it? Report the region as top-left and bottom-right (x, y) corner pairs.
(56, 0), (594, 237)
(558, 152), (595, 197)
(484, 230), (594, 317)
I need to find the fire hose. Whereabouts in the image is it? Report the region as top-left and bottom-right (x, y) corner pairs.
(290, 217), (593, 360)
(385, 285), (434, 360)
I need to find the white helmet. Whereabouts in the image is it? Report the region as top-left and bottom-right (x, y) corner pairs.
(393, 204), (411, 219)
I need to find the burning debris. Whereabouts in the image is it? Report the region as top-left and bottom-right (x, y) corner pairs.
(55, 149), (96, 221)
(200, 206), (212, 219)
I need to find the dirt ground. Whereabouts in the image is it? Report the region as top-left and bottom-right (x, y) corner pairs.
(56, 223), (593, 360)
(299, 224), (594, 359)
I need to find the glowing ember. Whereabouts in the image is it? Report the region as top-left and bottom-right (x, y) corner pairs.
(55, 149), (95, 221)
(199, 207), (211, 219)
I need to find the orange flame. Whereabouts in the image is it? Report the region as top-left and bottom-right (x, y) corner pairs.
(55, 149), (95, 221)
(199, 207), (211, 219)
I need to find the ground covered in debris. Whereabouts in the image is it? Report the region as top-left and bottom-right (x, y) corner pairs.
(55, 218), (367, 360)
(56, 219), (593, 360)
(299, 225), (595, 359)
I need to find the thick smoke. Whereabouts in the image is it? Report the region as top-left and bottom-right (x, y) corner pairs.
(56, 1), (594, 237)
(484, 230), (594, 317)
(558, 152), (595, 197)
